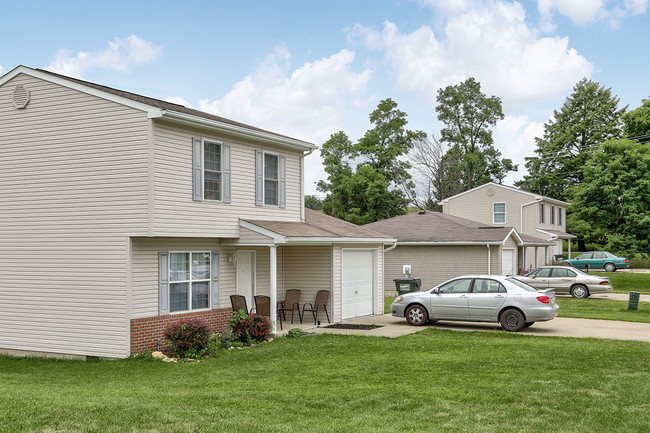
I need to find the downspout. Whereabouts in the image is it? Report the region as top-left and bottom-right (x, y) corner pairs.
(301, 148), (316, 222)
(487, 244), (491, 274)
(384, 241), (398, 253)
(521, 198), (542, 232)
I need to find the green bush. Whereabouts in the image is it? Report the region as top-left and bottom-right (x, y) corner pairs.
(287, 328), (308, 338)
(229, 310), (271, 344)
(163, 318), (211, 358)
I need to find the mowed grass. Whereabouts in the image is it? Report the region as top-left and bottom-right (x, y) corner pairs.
(1, 331), (649, 433)
(556, 297), (650, 322)
(603, 272), (650, 294)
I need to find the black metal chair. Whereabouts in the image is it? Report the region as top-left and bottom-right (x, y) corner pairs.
(278, 289), (302, 324)
(254, 295), (282, 330)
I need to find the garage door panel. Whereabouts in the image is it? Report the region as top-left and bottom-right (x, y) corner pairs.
(342, 250), (374, 319)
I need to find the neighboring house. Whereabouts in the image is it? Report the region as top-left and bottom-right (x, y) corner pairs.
(364, 211), (552, 294)
(439, 182), (575, 270)
(0, 66), (393, 359)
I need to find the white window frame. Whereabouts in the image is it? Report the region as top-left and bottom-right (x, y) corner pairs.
(558, 207), (563, 226)
(263, 151), (279, 206)
(539, 203), (545, 224)
(203, 139), (222, 201)
(492, 202), (506, 224)
(551, 205), (555, 225)
(169, 251), (211, 313)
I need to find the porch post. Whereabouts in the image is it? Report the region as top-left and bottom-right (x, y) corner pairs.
(522, 246), (527, 272)
(568, 239), (572, 257)
(270, 245), (277, 334)
(544, 246), (549, 265)
(534, 247), (539, 267)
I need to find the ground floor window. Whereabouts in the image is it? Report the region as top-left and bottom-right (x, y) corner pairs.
(169, 252), (210, 312)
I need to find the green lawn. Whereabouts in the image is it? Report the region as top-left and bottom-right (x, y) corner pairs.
(603, 272), (650, 294)
(1, 332), (649, 432)
(556, 297), (650, 322)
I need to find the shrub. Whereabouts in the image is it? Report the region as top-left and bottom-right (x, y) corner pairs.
(163, 318), (211, 358)
(287, 328), (308, 338)
(229, 310), (271, 343)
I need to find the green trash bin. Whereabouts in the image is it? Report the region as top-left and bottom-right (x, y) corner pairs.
(628, 291), (640, 310)
(393, 278), (421, 295)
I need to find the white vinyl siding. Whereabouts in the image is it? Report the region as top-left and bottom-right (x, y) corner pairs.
(153, 122), (302, 237)
(0, 73), (149, 358)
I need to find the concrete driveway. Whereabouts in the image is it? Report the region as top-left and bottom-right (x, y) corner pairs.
(307, 313), (650, 343)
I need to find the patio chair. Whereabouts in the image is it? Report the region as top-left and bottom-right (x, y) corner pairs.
(230, 294), (249, 314)
(254, 295), (282, 330)
(302, 290), (330, 325)
(278, 289), (302, 324)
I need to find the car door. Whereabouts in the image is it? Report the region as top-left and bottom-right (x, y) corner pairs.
(591, 252), (607, 269)
(526, 268), (552, 289)
(547, 268), (576, 294)
(430, 278), (471, 320)
(468, 278), (507, 320)
(571, 252), (592, 269)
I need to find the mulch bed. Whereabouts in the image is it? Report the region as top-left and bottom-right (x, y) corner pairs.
(324, 323), (383, 330)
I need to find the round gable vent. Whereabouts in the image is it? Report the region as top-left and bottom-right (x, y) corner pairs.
(486, 187), (495, 196)
(12, 85), (30, 109)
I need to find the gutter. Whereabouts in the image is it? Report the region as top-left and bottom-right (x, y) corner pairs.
(384, 240), (398, 253)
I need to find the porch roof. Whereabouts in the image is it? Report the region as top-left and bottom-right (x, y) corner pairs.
(241, 209), (395, 245)
(520, 233), (555, 246)
(536, 228), (577, 239)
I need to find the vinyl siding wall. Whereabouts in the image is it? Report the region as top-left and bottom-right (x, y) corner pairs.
(152, 121), (303, 238)
(0, 74), (149, 358)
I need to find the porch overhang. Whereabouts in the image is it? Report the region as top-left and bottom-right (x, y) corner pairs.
(536, 228), (577, 240)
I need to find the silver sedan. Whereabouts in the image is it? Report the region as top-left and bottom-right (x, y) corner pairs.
(391, 275), (559, 332)
(512, 266), (612, 298)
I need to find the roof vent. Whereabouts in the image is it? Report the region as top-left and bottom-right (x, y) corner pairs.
(418, 210), (426, 215)
(486, 187), (495, 196)
(12, 85), (30, 109)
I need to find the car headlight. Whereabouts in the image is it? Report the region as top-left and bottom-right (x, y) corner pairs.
(394, 296), (404, 303)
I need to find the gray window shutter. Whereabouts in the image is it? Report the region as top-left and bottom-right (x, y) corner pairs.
(192, 137), (203, 201)
(222, 144), (231, 203)
(211, 251), (220, 309)
(159, 252), (170, 315)
(255, 150), (264, 206)
(278, 154), (286, 208)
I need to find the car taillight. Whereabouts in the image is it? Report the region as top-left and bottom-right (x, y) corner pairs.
(536, 296), (551, 304)
(600, 281), (609, 286)
(623, 259), (628, 262)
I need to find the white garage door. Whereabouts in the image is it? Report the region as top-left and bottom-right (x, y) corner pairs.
(501, 249), (515, 276)
(341, 249), (375, 319)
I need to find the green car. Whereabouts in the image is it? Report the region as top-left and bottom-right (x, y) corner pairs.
(565, 251), (629, 272)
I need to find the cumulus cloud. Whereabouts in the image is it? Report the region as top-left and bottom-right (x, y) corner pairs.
(46, 35), (162, 78)
(537, 0), (649, 30)
(350, 1), (593, 110)
(194, 44), (373, 195)
(494, 115), (546, 184)
(164, 96), (193, 107)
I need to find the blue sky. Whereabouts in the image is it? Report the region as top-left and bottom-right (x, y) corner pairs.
(2, 0), (649, 196)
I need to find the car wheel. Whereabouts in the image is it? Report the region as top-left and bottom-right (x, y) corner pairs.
(500, 309), (525, 332)
(524, 322), (534, 328)
(405, 305), (428, 326)
(604, 263), (616, 272)
(570, 284), (589, 299)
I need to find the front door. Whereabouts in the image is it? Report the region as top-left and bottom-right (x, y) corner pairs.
(236, 251), (255, 309)
(502, 249), (515, 276)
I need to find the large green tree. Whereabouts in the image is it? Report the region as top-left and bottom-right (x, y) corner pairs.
(622, 97), (650, 138)
(317, 99), (424, 224)
(517, 78), (625, 201)
(434, 77), (516, 193)
(569, 139), (650, 256)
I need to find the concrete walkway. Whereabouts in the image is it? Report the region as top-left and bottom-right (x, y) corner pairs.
(295, 313), (650, 343)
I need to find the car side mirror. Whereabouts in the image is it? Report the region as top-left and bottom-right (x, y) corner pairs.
(431, 287), (439, 294)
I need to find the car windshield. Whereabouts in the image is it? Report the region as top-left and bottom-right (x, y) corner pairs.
(506, 277), (538, 292)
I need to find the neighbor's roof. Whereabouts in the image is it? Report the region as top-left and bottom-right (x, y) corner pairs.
(363, 210), (533, 244)
(242, 209), (394, 243)
(438, 182), (570, 206)
(1, 65), (315, 150)
(536, 228), (576, 239)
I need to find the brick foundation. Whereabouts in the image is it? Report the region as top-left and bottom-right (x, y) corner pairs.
(130, 308), (232, 354)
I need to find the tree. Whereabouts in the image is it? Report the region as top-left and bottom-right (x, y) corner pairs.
(517, 78), (625, 201)
(569, 139), (650, 256)
(434, 77), (516, 192)
(622, 97), (650, 138)
(317, 99), (424, 223)
(304, 195), (323, 211)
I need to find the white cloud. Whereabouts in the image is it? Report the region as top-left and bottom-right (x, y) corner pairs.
(46, 35), (162, 78)
(0, 64), (4, 76)
(164, 96), (192, 107)
(195, 44), (373, 195)
(350, 1), (593, 109)
(537, 0), (649, 29)
(494, 115), (546, 184)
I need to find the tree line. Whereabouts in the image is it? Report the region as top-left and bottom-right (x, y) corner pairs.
(310, 77), (650, 256)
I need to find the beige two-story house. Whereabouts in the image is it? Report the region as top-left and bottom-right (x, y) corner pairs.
(0, 66), (393, 359)
(440, 182), (575, 272)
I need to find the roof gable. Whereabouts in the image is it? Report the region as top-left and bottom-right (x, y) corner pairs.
(439, 182), (570, 206)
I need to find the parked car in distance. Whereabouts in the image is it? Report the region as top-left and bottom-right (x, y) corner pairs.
(391, 275), (559, 332)
(513, 266), (612, 299)
(565, 251), (628, 272)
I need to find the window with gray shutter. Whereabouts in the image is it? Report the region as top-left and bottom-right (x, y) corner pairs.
(222, 144), (231, 203)
(255, 150), (264, 206)
(192, 138), (203, 201)
(158, 252), (170, 315)
(211, 251), (220, 309)
(279, 154), (286, 208)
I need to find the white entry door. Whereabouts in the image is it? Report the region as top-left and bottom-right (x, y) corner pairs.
(341, 249), (375, 319)
(236, 251), (255, 309)
(501, 249), (515, 276)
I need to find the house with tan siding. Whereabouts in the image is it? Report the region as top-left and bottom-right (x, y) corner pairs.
(440, 183), (575, 271)
(0, 66), (393, 359)
(364, 211), (552, 293)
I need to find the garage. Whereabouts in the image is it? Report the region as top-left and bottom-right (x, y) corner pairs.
(341, 249), (376, 319)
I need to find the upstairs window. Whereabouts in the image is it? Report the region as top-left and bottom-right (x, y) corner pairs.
(264, 153), (279, 206)
(203, 141), (221, 201)
(539, 203), (545, 224)
(558, 207), (563, 226)
(493, 202), (506, 224)
(551, 205), (555, 224)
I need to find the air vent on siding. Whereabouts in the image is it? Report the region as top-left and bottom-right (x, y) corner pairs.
(12, 85), (30, 109)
